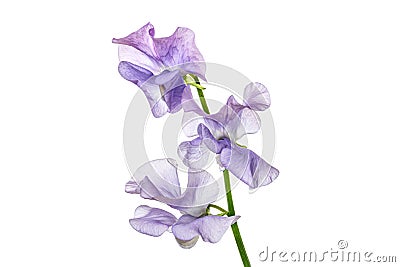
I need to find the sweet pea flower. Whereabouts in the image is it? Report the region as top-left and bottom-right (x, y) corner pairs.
(113, 23), (205, 117)
(125, 158), (239, 248)
(178, 82), (279, 189)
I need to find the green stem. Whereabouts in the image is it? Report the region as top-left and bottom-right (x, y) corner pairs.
(223, 170), (251, 267)
(223, 169), (235, 216)
(188, 74), (210, 114)
(193, 79), (251, 266)
(197, 88), (210, 114)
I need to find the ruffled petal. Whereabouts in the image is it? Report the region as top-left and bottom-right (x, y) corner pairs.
(220, 143), (279, 189)
(169, 170), (219, 217)
(127, 159), (218, 217)
(112, 22), (159, 60)
(155, 71), (187, 114)
(118, 61), (153, 86)
(128, 159), (181, 199)
(181, 88), (208, 137)
(224, 95), (261, 139)
(136, 80), (168, 118)
(113, 23), (205, 78)
(117, 44), (163, 74)
(197, 124), (230, 153)
(177, 124), (231, 170)
(140, 70), (187, 117)
(243, 82), (271, 111)
(172, 214), (240, 244)
(154, 27), (205, 79)
(177, 137), (211, 169)
(236, 107), (261, 136)
(182, 92), (261, 141)
(129, 205), (177, 237)
(125, 180), (140, 194)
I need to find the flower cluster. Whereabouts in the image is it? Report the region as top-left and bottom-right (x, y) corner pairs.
(179, 83), (279, 189)
(125, 158), (239, 248)
(113, 22), (205, 118)
(114, 23), (279, 259)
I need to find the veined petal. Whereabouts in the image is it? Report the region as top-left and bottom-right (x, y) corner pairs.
(182, 92), (261, 141)
(112, 22), (159, 60)
(128, 159), (181, 199)
(118, 61), (153, 86)
(172, 214), (240, 244)
(197, 124), (230, 153)
(177, 137), (211, 170)
(154, 27), (205, 79)
(114, 23), (206, 118)
(129, 205), (177, 237)
(236, 107), (261, 137)
(181, 86), (206, 114)
(243, 82), (271, 111)
(125, 180), (140, 194)
(141, 70), (187, 117)
(220, 143), (279, 189)
(117, 44), (163, 74)
(113, 23), (205, 78)
(155, 70), (187, 114)
(127, 159), (218, 216)
(181, 88), (207, 137)
(169, 170), (219, 217)
(137, 81), (168, 118)
(225, 95), (261, 139)
(177, 124), (230, 170)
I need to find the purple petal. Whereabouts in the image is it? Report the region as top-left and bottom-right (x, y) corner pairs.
(118, 61), (153, 86)
(181, 88), (207, 137)
(236, 107), (261, 136)
(114, 23), (205, 78)
(224, 95), (261, 138)
(128, 159), (218, 216)
(177, 124), (230, 170)
(207, 96), (240, 138)
(128, 159), (181, 199)
(153, 27), (205, 79)
(181, 86), (206, 115)
(197, 124), (230, 153)
(140, 70), (187, 117)
(137, 80), (168, 118)
(220, 143), (279, 189)
(169, 170), (219, 217)
(129, 205), (177, 237)
(177, 137), (212, 169)
(125, 180), (140, 194)
(112, 22), (159, 60)
(117, 44), (163, 74)
(154, 70), (187, 114)
(172, 214), (240, 244)
(182, 92), (261, 141)
(163, 85), (185, 114)
(243, 82), (271, 111)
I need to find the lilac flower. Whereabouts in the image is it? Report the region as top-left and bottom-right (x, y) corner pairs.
(178, 82), (279, 189)
(113, 23), (205, 117)
(125, 158), (239, 248)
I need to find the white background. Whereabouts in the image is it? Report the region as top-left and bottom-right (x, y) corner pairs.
(0, 1), (399, 266)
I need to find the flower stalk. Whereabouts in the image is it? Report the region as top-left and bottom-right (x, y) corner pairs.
(193, 80), (251, 267)
(190, 74), (210, 114)
(224, 169), (251, 267)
